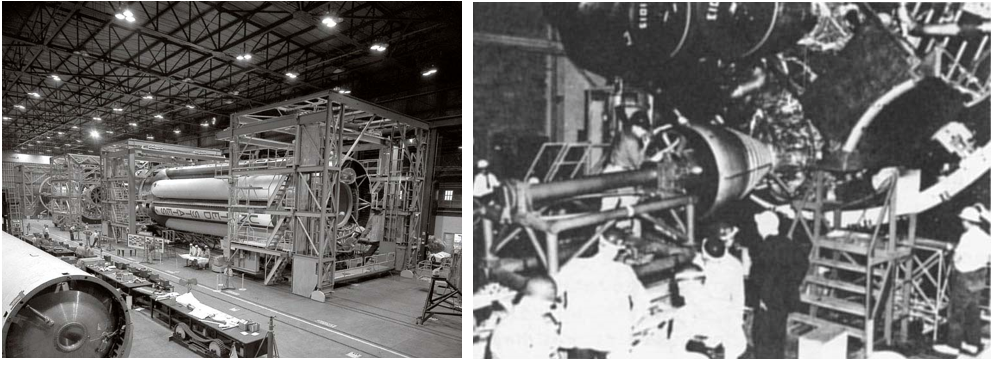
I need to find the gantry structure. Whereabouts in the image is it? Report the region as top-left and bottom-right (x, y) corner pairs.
(100, 140), (226, 246)
(47, 153), (102, 230)
(218, 90), (430, 300)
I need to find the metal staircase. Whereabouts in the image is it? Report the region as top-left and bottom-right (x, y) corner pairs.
(787, 170), (916, 357)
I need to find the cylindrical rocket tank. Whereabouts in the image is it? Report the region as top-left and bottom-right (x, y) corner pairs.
(151, 175), (285, 201)
(2, 232), (132, 358)
(144, 159), (370, 238)
(543, 2), (817, 78)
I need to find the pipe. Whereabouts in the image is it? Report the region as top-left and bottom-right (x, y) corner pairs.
(548, 196), (695, 233)
(529, 168), (660, 204)
(2, 232), (132, 357)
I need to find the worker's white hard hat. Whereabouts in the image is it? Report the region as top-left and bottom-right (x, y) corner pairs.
(477, 159), (489, 169)
(959, 206), (983, 223)
(754, 210), (779, 226)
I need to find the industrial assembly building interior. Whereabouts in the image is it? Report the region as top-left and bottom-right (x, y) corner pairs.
(474, 2), (989, 360)
(1, 1), (462, 358)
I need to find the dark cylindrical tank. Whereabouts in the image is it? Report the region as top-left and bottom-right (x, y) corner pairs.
(543, 2), (816, 78)
(2, 232), (132, 357)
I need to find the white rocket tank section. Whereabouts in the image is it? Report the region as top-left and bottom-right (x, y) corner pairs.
(143, 158), (370, 238)
(2, 232), (132, 357)
(150, 175), (285, 201)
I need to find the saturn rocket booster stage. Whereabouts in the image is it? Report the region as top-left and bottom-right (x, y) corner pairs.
(2, 232), (133, 358)
(142, 159), (370, 243)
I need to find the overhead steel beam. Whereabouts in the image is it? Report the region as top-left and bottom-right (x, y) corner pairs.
(3, 3), (81, 94)
(3, 69), (227, 117)
(473, 32), (566, 55)
(2, 34), (256, 104)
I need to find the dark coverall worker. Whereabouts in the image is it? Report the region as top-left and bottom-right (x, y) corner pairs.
(750, 211), (808, 359)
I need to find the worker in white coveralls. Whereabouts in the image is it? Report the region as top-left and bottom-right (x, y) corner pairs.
(696, 224), (748, 358)
(473, 159), (501, 203)
(933, 204), (990, 357)
(489, 276), (560, 359)
(555, 235), (649, 358)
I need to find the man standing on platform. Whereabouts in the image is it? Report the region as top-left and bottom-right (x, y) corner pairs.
(360, 207), (384, 258)
(750, 211), (807, 359)
(933, 205), (990, 357)
(84, 227), (94, 247)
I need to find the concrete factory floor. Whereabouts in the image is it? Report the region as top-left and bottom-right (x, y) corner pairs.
(22, 219), (462, 358)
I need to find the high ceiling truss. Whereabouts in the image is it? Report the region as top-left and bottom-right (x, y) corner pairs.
(2, 1), (460, 154)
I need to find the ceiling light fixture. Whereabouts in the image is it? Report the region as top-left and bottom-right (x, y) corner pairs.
(2, 117), (10, 121)
(51, 75), (61, 81)
(421, 67), (438, 77)
(211, 117), (216, 125)
(285, 72), (298, 79)
(106, 130), (114, 134)
(28, 92), (41, 98)
(185, 104), (196, 109)
(115, 9), (135, 22)
(173, 129), (181, 134)
(236, 53), (253, 61)
(14, 105), (25, 110)
(154, 114), (163, 119)
(57, 131), (64, 135)
(146, 135), (154, 140)
(71, 125), (79, 129)
(370, 42), (388, 52)
(90, 130), (100, 139)
(113, 107), (124, 112)
(129, 122), (137, 127)
(322, 16), (338, 28)
(143, 94), (154, 100)
(201, 121), (209, 127)
(92, 117), (102, 121)
(46, 136), (51, 139)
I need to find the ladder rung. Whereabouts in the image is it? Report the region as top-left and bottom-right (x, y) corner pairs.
(810, 258), (887, 276)
(787, 312), (865, 339)
(805, 275), (868, 294)
(801, 293), (866, 316)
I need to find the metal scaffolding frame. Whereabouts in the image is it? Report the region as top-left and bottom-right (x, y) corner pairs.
(100, 139), (226, 246)
(218, 90), (429, 300)
(2, 162), (24, 235)
(47, 153), (101, 230)
(19, 163), (50, 221)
